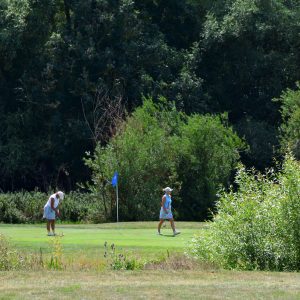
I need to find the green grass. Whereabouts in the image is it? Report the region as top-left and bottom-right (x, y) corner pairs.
(1, 270), (300, 300)
(0, 222), (205, 259)
(1, 222), (300, 299)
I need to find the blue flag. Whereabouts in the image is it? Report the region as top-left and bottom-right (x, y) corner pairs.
(111, 171), (118, 187)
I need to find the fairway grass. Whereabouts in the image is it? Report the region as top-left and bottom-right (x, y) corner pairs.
(0, 222), (205, 259)
(1, 270), (300, 300)
(1, 222), (299, 299)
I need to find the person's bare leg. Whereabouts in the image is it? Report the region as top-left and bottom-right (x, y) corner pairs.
(169, 219), (176, 232)
(50, 220), (55, 235)
(158, 219), (164, 234)
(47, 220), (51, 234)
(170, 219), (180, 235)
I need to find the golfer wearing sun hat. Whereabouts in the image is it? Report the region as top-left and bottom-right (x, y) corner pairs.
(157, 187), (180, 236)
(43, 191), (64, 236)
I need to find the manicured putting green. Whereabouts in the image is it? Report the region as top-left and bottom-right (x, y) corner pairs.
(0, 222), (205, 258)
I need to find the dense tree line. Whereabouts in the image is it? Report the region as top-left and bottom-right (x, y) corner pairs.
(1, 0), (300, 192)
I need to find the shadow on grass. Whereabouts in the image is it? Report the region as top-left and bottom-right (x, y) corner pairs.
(160, 234), (176, 237)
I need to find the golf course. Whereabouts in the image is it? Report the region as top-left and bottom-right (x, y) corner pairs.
(2, 1), (300, 299)
(1, 222), (300, 300)
(0, 222), (203, 259)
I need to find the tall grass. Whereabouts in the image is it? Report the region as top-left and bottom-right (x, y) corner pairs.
(48, 236), (64, 270)
(0, 234), (44, 270)
(188, 154), (300, 271)
(1, 233), (193, 271)
(103, 242), (144, 270)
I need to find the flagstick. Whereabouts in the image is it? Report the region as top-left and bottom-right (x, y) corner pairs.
(116, 182), (119, 223)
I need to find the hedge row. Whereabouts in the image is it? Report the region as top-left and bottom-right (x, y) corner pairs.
(0, 191), (105, 223)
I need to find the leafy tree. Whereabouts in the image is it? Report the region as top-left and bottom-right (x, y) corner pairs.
(277, 83), (300, 159)
(84, 98), (183, 221)
(0, 0), (64, 190)
(1, 0), (300, 192)
(85, 99), (243, 221)
(134, 0), (203, 49)
(195, 0), (300, 122)
(177, 113), (244, 220)
(234, 117), (278, 170)
(0, 0), (185, 190)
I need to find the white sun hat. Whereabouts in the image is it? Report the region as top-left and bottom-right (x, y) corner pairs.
(163, 187), (173, 192)
(57, 191), (64, 200)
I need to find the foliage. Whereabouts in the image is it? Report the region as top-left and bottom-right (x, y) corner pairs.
(0, 191), (105, 223)
(277, 83), (300, 159)
(104, 241), (143, 270)
(1, 1), (300, 191)
(85, 98), (183, 221)
(0, 233), (45, 270)
(85, 98), (243, 221)
(197, 0), (300, 122)
(188, 154), (300, 271)
(234, 117), (278, 170)
(177, 113), (244, 220)
(0, 234), (23, 270)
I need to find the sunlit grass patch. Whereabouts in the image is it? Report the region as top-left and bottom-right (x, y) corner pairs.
(0, 222), (203, 270)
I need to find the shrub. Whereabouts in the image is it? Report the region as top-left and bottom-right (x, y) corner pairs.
(104, 242), (143, 270)
(0, 191), (45, 223)
(85, 98), (183, 221)
(177, 113), (244, 220)
(188, 154), (300, 271)
(85, 98), (243, 221)
(0, 191), (104, 223)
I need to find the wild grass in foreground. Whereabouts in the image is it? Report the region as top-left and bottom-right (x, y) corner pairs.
(0, 270), (299, 300)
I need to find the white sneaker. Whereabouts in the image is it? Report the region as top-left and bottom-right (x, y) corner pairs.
(47, 232), (56, 236)
(173, 231), (181, 236)
(157, 232), (162, 235)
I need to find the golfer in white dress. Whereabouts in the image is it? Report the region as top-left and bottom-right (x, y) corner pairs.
(43, 191), (64, 236)
(157, 187), (180, 236)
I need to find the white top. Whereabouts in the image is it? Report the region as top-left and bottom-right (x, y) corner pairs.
(44, 193), (60, 209)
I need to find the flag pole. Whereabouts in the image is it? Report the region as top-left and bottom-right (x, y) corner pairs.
(111, 171), (119, 223)
(116, 182), (119, 223)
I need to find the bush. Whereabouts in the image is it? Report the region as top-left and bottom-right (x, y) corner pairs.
(0, 191), (104, 223)
(0, 191), (45, 223)
(104, 242), (144, 270)
(188, 154), (300, 271)
(85, 98), (243, 221)
(61, 191), (106, 223)
(177, 113), (243, 220)
(85, 98), (184, 221)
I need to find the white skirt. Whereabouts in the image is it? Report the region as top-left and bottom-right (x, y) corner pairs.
(43, 206), (55, 220)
